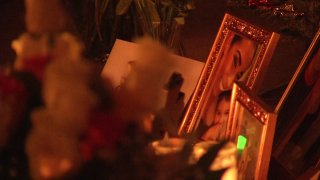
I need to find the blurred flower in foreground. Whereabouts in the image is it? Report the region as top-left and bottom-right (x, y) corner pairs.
(0, 72), (27, 148)
(12, 33), (84, 81)
(115, 36), (176, 124)
(26, 60), (98, 179)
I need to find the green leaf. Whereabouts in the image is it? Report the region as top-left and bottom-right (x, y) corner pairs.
(133, 0), (161, 38)
(175, 17), (185, 25)
(116, 0), (133, 15)
(95, 0), (110, 40)
(186, 0), (196, 10)
(101, 0), (110, 13)
(145, 0), (161, 28)
(160, 0), (171, 6)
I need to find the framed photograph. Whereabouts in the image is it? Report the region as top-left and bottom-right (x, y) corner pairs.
(274, 28), (320, 113)
(271, 29), (320, 179)
(228, 82), (277, 180)
(178, 13), (279, 139)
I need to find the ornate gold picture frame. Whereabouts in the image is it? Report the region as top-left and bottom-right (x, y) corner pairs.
(178, 13), (279, 138)
(274, 28), (320, 113)
(228, 82), (277, 180)
(271, 28), (320, 179)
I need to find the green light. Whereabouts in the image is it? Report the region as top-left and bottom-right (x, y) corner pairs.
(237, 135), (247, 150)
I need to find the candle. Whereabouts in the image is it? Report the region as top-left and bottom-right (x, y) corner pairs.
(151, 134), (186, 155)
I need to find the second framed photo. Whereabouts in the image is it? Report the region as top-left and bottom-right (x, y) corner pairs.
(228, 82), (277, 180)
(178, 13), (279, 140)
(270, 28), (320, 180)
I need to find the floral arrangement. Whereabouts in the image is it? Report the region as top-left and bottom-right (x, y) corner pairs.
(0, 31), (236, 180)
(0, 0), (236, 179)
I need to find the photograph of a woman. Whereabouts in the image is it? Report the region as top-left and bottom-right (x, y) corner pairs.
(218, 34), (258, 92)
(199, 33), (258, 140)
(179, 13), (279, 139)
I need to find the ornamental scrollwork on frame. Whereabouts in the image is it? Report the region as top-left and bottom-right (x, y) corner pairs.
(235, 86), (268, 124)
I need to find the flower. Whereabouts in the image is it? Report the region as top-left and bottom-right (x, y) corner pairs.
(16, 55), (52, 81)
(12, 32), (84, 81)
(80, 109), (125, 161)
(0, 72), (28, 148)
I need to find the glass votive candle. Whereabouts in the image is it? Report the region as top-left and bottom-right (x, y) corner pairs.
(151, 137), (186, 155)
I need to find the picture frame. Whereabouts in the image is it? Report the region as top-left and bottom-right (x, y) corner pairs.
(228, 82), (277, 180)
(271, 29), (320, 179)
(274, 28), (320, 113)
(178, 13), (279, 138)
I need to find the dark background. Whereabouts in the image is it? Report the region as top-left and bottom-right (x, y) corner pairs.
(0, 0), (25, 67)
(0, 0), (310, 96)
(0, 0), (317, 178)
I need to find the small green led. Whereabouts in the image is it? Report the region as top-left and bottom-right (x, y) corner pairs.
(237, 135), (247, 150)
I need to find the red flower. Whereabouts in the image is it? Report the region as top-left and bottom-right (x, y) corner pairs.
(19, 55), (52, 81)
(0, 72), (28, 141)
(0, 73), (27, 99)
(80, 108), (125, 161)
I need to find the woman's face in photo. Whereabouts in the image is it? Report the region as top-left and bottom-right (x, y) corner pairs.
(220, 35), (256, 91)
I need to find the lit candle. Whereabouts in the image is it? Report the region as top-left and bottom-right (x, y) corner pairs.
(151, 133), (186, 155)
